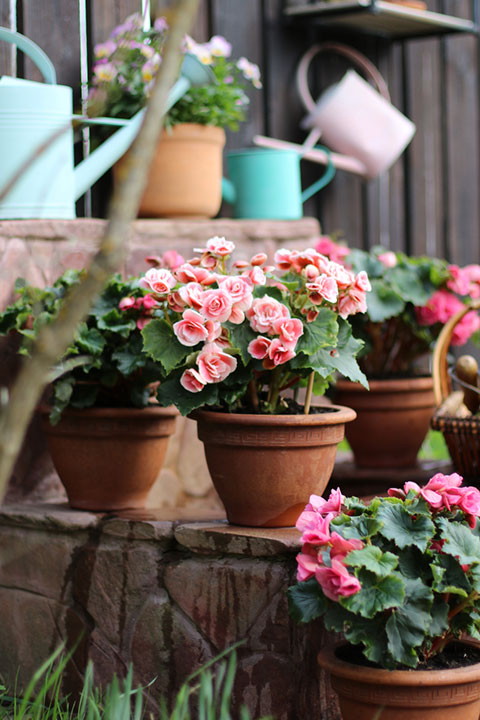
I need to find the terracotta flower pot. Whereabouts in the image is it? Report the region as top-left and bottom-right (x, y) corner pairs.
(318, 643), (480, 720)
(40, 405), (178, 511)
(192, 405), (356, 527)
(335, 377), (435, 469)
(114, 122), (226, 218)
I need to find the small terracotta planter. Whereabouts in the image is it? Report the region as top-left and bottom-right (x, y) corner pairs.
(335, 377), (435, 469)
(319, 643), (480, 720)
(114, 123), (226, 218)
(192, 405), (356, 527)
(40, 405), (178, 511)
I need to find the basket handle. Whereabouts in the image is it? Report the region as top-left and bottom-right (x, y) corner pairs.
(296, 41), (391, 115)
(432, 299), (480, 406)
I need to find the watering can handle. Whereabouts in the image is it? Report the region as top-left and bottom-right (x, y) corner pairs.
(301, 145), (336, 202)
(296, 41), (390, 115)
(0, 27), (56, 84)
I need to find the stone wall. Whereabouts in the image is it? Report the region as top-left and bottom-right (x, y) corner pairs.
(0, 504), (340, 720)
(0, 217), (321, 508)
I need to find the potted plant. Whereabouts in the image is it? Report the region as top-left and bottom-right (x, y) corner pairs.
(0, 257), (181, 511)
(139, 237), (370, 527)
(317, 236), (480, 468)
(87, 13), (262, 218)
(288, 473), (480, 719)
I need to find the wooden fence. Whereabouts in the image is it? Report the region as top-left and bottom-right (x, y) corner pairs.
(1, 0), (479, 264)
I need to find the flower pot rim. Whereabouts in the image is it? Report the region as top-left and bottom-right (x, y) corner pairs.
(336, 376), (434, 394)
(191, 404), (356, 427)
(38, 404), (179, 420)
(163, 122), (226, 139)
(318, 642), (480, 686)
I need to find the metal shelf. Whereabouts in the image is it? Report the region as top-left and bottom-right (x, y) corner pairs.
(283, 1), (478, 39)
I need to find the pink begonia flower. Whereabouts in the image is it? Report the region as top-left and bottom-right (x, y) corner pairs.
(197, 344), (237, 384)
(119, 296), (135, 310)
(174, 263), (211, 284)
(447, 265), (471, 296)
(304, 263), (320, 281)
(416, 289), (464, 326)
(297, 513), (333, 546)
(330, 532), (364, 561)
(205, 236), (235, 257)
(219, 276), (253, 311)
(354, 271), (372, 293)
(307, 309), (319, 323)
(162, 250), (185, 270)
(377, 251), (397, 268)
(200, 253), (218, 270)
(200, 288), (234, 323)
(168, 291), (186, 313)
(145, 255), (163, 268)
(140, 267), (176, 294)
(338, 288), (367, 319)
(136, 317), (151, 330)
(327, 261), (355, 288)
(291, 249), (319, 271)
(274, 248), (294, 271)
(180, 368), (206, 393)
(451, 310), (480, 346)
(458, 487), (480, 525)
(179, 282), (204, 310)
(205, 319), (222, 342)
(307, 488), (345, 516)
(250, 253), (268, 266)
(296, 548), (321, 582)
(244, 266), (266, 286)
(263, 339), (296, 368)
(316, 558), (362, 602)
(142, 294), (158, 310)
(315, 236), (350, 264)
(173, 309), (209, 347)
(229, 306), (246, 324)
(306, 274), (338, 305)
(247, 296), (290, 334)
(248, 336), (271, 360)
(234, 259), (250, 269)
(271, 317), (304, 349)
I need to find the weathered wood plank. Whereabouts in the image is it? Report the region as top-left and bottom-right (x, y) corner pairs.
(0, 1), (14, 77)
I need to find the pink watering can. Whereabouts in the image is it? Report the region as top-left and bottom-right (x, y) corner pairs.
(0, 27), (214, 219)
(254, 42), (415, 180)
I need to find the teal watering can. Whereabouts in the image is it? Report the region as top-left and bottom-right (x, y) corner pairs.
(221, 147), (336, 220)
(0, 28), (214, 219)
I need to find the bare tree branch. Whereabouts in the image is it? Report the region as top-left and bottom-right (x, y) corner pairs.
(0, 0), (200, 500)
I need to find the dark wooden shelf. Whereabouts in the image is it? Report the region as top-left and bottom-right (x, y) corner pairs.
(284, 1), (478, 39)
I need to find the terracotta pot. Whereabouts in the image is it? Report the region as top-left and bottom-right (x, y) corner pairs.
(114, 123), (226, 218)
(335, 377), (435, 469)
(192, 405), (356, 527)
(318, 643), (480, 720)
(40, 405), (178, 511)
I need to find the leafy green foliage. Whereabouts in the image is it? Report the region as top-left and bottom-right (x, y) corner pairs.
(288, 475), (480, 669)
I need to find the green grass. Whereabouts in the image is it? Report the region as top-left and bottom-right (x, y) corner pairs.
(339, 430), (450, 462)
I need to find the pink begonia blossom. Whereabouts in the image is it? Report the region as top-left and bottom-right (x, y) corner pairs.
(248, 336), (271, 360)
(142, 294), (158, 310)
(247, 296), (290, 334)
(136, 317), (151, 330)
(416, 289), (463, 325)
(315, 558), (362, 602)
(175, 263), (211, 284)
(326, 261), (354, 288)
(140, 267), (176, 294)
(315, 236), (350, 264)
(354, 271), (372, 293)
(197, 344), (237, 384)
(173, 309), (209, 346)
(447, 265), (471, 296)
(451, 311), (480, 346)
(200, 288), (234, 323)
(297, 513), (333, 546)
(274, 248), (294, 271)
(180, 368), (205, 393)
(167, 292), (185, 313)
(263, 339), (296, 368)
(162, 250), (185, 270)
(119, 296), (135, 310)
(338, 287), (367, 319)
(291, 249), (319, 271)
(234, 259), (249, 269)
(307, 309), (319, 323)
(205, 236), (235, 257)
(218, 276), (253, 311)
(296, 548), (321, 582)
(244, 266), (266, 286)
(271, 317), (304, 349)
(250, 253), (267, 266)
(229, 306), (245, 324)
(304, 264), (320, 281)
(307, 488), (345, 516)
(377, 251), (397, 268)
(329, 532), (364, 561)
(178, 282), (204, 310)
(306, 275), (338, 305)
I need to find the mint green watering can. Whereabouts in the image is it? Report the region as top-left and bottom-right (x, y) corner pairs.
(0, 28), (214, 219)
(221, 147), (336, 220)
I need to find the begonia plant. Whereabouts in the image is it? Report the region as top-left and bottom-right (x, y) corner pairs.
(86, 12), (261, 131)
(288, 473), (480, 669)
(139, 237), (371, 416)
(316, 236), (480, 377)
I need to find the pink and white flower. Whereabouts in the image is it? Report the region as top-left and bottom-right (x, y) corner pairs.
(141, 267), (176, 295)
(247, 296), (290, 334)
(248, 336), (271, 360)
(306, 275), (339, 305)
(263, 339), (296, 368)
(200, 288), (234, 323)
(173, 309), (209, 346)
(197, 343), (237, 384)
(378, 251), (397, 268)
(180, 368), (206, 393)
(315, 558), (362, 601)
(271, 317), (304, 349)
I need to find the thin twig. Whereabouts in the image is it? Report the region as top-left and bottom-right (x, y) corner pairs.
(304, 371), (315, 414)
(0, 0), (200, 501)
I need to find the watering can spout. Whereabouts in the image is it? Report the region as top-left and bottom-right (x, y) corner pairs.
(221, 177), (236, 205)
(73, 55), (215, 201)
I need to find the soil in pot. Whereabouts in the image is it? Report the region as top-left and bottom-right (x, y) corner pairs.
(334, 377), (435, 469)
(319, 642), (480, 720)
(192, 404), (356, 527)
(40, 405), (178, 512)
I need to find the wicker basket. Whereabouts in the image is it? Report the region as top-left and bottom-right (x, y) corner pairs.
(431, 299), (480, 481)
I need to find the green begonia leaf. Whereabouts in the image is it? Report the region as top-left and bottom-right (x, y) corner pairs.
(438, 517), (480, 566)
(340, 569), (405, 619)
(346, 545), (398, 578)
(377, 503), (435, 552)
(142, 318), (192, 374)
(287, 578), (328, 623)
(385, 578), (433, 668)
